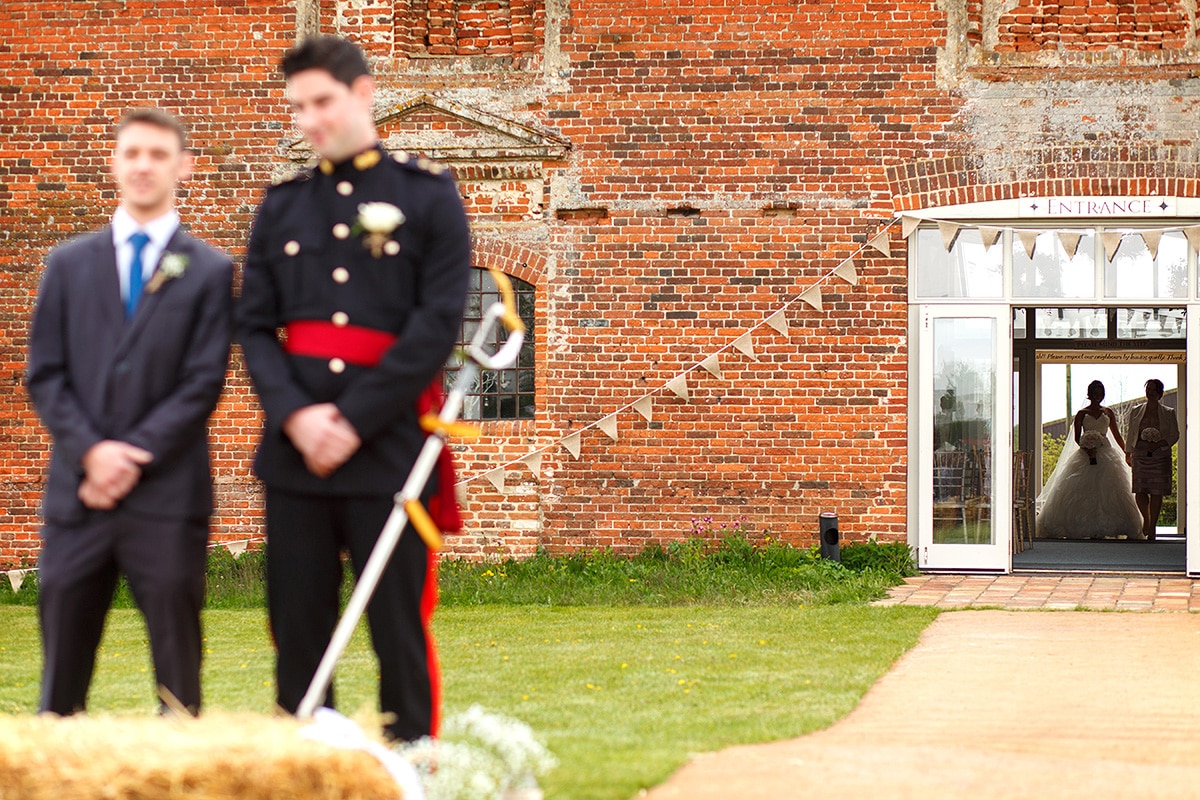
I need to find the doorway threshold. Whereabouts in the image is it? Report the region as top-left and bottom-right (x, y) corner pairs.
(1012, 538), (1185, 573)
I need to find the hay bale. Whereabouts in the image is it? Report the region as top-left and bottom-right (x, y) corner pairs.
(0, 713), (403, 800)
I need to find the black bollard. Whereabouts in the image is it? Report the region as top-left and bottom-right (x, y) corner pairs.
(819, 512), (840, 561)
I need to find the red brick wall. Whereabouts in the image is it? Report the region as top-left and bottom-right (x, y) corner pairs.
(2, 0), (1199, 567)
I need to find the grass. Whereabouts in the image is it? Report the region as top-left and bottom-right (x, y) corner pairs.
(0, 537), (934, 798)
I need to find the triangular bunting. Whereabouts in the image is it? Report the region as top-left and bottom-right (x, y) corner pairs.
(484, 467), (507, 492)
(598, 414), (619, 442)
(1184, 225), (1200, 255)
(901, 215), (921, 239)
(1057, 231), (1083, 259)
(799, 285), (823, 312)
(519, 452), (542, 478)
(978, 227), (1002, 251)
(766, 310), (789, 337)
(1141, 229), (1163, 261)
(633, 396), (654, 422)
(666, 374), (690, 402)
(562, 432), (582, 459)
(1017, 230), (1039, 259)
(937, 220), (961, 251)
(733, 332), (757, 360)
(833, 259), (858, 286)
(1101, 230), (1124, 262)
(867, 231), (891, 257)
(6, 569), (25, 594)
(225, 540), (248, 557)
(700, 354), (723, 381)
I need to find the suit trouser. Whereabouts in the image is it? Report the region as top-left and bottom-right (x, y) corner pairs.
(265, 490), (439, 741)
(37, 510), (208, 715)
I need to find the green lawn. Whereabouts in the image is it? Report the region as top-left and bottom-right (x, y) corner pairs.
(0, 603), (935, 800)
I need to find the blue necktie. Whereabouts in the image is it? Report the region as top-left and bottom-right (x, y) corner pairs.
(127, 231), (149, 319)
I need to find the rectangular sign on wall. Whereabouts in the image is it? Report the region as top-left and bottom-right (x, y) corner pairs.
(1020, 197), (1178, 218)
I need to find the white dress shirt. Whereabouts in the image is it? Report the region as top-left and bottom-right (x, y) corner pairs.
(111, 206), (180, 306)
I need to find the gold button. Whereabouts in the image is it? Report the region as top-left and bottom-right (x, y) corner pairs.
(336, 181), (353, 196)
(383, 240), (400, 256)
(329, 358), (346, 374)
(331, 311), (349, 327)
(332, 223), (350, 239)
(332, 267), (350, 283)
(284, 240), (300, 256)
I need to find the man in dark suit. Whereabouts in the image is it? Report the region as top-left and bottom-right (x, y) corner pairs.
(26, 108), (233, 716)
(237, 35), (470, 741)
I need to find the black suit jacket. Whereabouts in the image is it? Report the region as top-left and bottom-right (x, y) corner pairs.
(27, 226), (233, 525)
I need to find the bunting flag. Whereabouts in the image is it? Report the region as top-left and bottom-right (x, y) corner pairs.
(633, 396), (654, 421)
(1017, 230), (1039, 259)
(562, 431), (582, 459)
(833, 259), (858, 285)
(225, 540), (248, 557)
(1057, 230), (1083, 259)
(1141, 229), (1163, 260)
(519, 452), (542, 477)
(1101, 230), (1124, 262)
(979, 226), (1002, 251)
(1185, 225), (1200, 254)
(733, 332), (757, 360)
(598, 414), (619, 441)
(901, 215), (921, 239)
(799, 285), (823, 312)
(666, 374), (690, 402)
(867, 231), (890, 257)
(700, 354), (723, 381)
(937, 220), (961, 251)
(7, 569), (26, 593)
(485, 467), (507, 492)
(766, 309), (789, 337)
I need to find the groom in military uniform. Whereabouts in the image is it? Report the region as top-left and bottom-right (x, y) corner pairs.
(236, 35), (470, 741)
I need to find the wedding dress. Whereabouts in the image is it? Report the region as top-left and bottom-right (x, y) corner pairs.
(1037, 411), (1145, 540)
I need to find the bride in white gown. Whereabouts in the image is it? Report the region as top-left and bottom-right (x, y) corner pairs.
(1038, 380), (1145, 540)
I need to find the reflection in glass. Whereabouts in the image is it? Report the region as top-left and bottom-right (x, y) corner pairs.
(932, 318), (996, 545)
(914, 228), (1003, 298)
(1104, 230), (1188, 299)
(1034, 307), (1108, 339)
(1013, 308), (1027, 339)
(1012, 229), (1095, 298)
(1117, 307), (1186, 340)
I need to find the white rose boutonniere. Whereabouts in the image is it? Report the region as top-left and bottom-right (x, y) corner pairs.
(355, 202), (406, 258)
(146, 252), (188, 294)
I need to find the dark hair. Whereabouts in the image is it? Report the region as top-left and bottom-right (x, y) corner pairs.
(116, 107), (187, 150)
(282, 35), (371, 85)
(1146, 378), (1165, 397)
(1087, 380), (1105, 401)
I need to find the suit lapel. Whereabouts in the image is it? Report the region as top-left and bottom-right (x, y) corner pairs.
(90, 227), (126, 329)
(115, 228), (192, 353)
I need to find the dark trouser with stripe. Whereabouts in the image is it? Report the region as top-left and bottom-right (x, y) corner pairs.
(265, 490), (439, 741)
(38, 511), (208, 716)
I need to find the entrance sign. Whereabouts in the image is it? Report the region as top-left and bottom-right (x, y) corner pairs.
(1020, 196), (1177, 218)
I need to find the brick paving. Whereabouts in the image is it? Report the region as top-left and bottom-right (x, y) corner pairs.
(877, 573), (1200, 611)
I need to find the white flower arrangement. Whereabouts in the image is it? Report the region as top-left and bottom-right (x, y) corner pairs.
(1079, 431), (1107, 451)
(1140, 427), (1162, 443)
(355, 201), (406, 258)
(146, 252), (188, 293)
(400, 705), (557, 800)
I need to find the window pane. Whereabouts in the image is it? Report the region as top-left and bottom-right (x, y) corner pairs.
(1034, 308), (1107, 339)
(1013, 230), (1095, 298)
(1117, 307), (1185, 340)
(1105, 230), (1188, 299)
(914, 228), (1003, 298)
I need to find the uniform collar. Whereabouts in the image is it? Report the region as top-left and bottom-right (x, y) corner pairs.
(318, 144), (384, 176)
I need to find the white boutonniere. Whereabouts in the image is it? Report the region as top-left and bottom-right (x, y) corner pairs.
(146, 252), (188, 293)
(354, 202), (405, 258)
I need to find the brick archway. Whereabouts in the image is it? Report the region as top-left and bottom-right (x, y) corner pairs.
(470, 236), (546, 287)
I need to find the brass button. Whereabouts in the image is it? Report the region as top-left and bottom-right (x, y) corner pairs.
(332, 267), (350, 283)
(284, 240), (300, 256)
(329, 358), (346, 374)
(331, 311), (349, 327)
(383, 240), (400, 256)
(332, 223), (350, 239)
(336, 181), (353, 196)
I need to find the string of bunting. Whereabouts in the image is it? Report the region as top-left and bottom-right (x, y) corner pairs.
(458, 212), (1200, 494)
(4, 538), (258, 593)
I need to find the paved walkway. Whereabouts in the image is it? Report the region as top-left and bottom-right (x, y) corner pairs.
(642, 578), (1200, 799)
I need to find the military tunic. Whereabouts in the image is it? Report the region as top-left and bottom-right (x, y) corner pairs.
(237, 145), (470, 740)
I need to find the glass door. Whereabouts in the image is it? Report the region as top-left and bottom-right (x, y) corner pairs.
(916, 305), (1013, 570)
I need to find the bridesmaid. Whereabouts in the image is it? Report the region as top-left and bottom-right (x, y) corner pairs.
(1125, 379), (1180, 541)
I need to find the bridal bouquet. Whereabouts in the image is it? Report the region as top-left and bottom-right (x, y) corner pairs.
(1140, 427), (1162, 443)
(1079, 431), (1106, 465)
